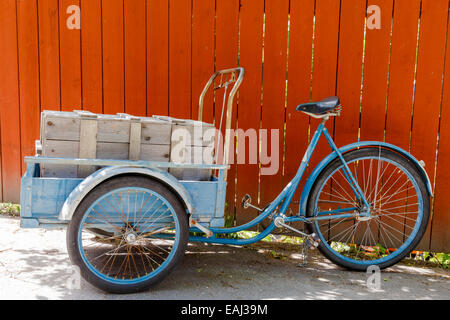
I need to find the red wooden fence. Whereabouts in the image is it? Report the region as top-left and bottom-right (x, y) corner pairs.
(0, 0), (449, 252)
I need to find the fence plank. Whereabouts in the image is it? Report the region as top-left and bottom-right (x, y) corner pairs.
(215, 0), (239, 217)
(147, 0), (169, 116)
(308, 0), (341, 174)
(280, 0), (315, 230)
(191, 0), (215, 123)
(360, 0), (394, 142)
(411, 0), (449, 251)
(284, 0), (314, 205)
(0, 0), (21, 203)
(381, 0), (420, 251)
(168, 0), (191, 119)
(102, 0), (124, 114)
(234, 0), (264, 224)
(124, 0), (146, 116)
(384, 0), (420, 150)
(38, 0), (61, 110)
(431, 6), (450, 252)
(17, 0), (41, 169)
(259, 0), (289, 206)
(81, 0), (103, 113)
(334, 0), (366, 147)
(59, 0), (82, 110)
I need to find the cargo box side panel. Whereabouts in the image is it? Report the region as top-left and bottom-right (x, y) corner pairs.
(181, 180), (224, 227)
(30, 178), (82, 220)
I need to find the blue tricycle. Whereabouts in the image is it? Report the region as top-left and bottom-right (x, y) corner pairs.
(20, 68), (432, 293)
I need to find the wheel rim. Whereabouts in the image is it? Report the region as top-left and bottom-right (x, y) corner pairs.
(77, 187), (181, 284)
(313, 155), (424, 265)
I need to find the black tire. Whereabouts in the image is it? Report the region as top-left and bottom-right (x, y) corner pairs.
(67, 176), (189, 293)
(306, 148), (430, 271)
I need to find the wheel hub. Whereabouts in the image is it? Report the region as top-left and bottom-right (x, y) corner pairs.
(124, 231), (137, 244)
(356, 208), (374, 221)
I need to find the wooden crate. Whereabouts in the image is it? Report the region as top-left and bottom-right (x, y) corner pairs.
(153, 115), (216, 180)
(41, 110), (171, 177)
(40, 111), (216, 181)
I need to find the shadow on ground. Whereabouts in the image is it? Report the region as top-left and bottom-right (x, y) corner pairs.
(0, 216), (448, 300)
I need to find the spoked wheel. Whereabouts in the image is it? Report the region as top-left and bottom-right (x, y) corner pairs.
(306, 148), (430, 270)
(67, 176), (188, 293)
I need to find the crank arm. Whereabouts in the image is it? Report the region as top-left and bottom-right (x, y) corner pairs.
(274, 217), (309, 237)
(274, 217), (320, 249)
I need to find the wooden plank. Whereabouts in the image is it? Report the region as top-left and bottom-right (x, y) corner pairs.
(124, 0), (146, 116)
(169, 146), (214, 181)
(17, 0), (41, 169)
(0, 0), (21, 203)
(168, 0), (191, 119)
(384, 0), (421, 150)
(334, 0), (366, 147)
(283, 0), (315, 206)
(259, 0), (289, 207)
(234, 0), (264, 224)
(102, 0), (124, 114)
(42, 112), (171, 144)
(129, 122), (142, 160)
(42, 140), (170, 177)
(304, 0), (341, 241)
(59, 0), (82, 110)
(38, 0), (61, 110)
(411, 0), (449, 251)
(77, 119), (98, 176)
(431, 4), (450, 252)
(146, 0), (169, 116)
(81, 0), (103, 113)
(215, 0), (239, 217)
(330, 1), (366, 243)
(171, 123), (215, 147)
(308, 0), (341, 174)
(381, 0), (420, 250)
(360, 0), (394, 142)
(191, 0), (215, 123)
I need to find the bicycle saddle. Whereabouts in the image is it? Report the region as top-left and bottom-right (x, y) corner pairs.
(296, 96), (340, 115)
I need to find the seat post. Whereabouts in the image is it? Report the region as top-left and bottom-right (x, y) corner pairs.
(320, 115), (330, 125)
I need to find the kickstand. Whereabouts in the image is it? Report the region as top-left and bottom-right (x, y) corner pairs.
(297, 237), (309, 267)
(297, 225), (309, 268)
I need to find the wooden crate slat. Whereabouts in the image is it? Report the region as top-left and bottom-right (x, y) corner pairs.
(42, 112), (172, 145)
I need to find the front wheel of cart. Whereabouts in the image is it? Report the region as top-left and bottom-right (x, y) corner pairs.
(67, 176), (189, 293)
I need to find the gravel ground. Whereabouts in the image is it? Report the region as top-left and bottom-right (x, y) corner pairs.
(0, 216), (448, 300)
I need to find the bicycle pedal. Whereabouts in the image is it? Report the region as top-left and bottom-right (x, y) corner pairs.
(241, 194), (263, 212)
(305, 233), (320, 249)
(241, 194), (251, 209)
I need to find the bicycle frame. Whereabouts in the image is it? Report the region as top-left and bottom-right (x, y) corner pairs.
(189, 117), (372, 245)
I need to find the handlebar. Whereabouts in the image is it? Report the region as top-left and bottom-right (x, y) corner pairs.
(198, 67), (245, 173)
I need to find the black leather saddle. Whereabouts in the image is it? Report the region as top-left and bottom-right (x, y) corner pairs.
(296, 96), (340, 115)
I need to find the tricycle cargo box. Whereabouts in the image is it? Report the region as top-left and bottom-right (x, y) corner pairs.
(40, 110), (215, 180)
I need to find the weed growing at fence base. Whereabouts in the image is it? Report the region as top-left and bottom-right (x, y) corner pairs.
(0, 203), (20, 217)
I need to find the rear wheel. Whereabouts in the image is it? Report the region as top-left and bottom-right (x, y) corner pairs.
(306, 148), (430, 270)
(67, 176), (189, 293)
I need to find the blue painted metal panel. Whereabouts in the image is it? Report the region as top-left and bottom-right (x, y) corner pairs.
(20, 161), (226, 229)
(31, 178), (82, 217)
(180, 181), (217, 214)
